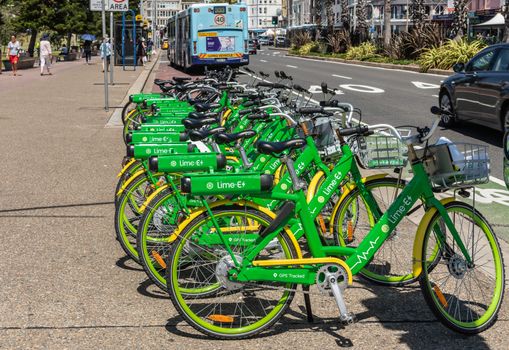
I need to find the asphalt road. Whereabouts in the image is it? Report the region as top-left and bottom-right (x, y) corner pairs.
(248, 50), (505, 180)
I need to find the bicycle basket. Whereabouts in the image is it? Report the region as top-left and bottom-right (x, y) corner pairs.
(357, 131), (408, 169)
(416, 142), (489, 189)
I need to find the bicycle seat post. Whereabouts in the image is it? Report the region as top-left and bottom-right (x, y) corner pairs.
(281, 155), (305, 191)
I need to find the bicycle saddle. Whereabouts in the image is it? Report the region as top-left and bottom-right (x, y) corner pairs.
(173, 77), (191, 83)
(194, 102), (220, 112)
(183, 117), (217, 130)
(154, 79), (174, 86)
(215, 130), (257, 145)
(188, 127), (226, 141)
(257, 139), (306, 155)
(187, 111), (218, 119)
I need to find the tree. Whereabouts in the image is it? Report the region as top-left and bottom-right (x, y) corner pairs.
(52, 0), (88, 49)
(383, 0), (391, 47)
(410, 0), (427, 30)
(340, 0), (350, 32)
(503, 0), (509, 42)
(355, 0), (368, 42)
(325, 0), (335, 35)
(451, 0), (468, 38)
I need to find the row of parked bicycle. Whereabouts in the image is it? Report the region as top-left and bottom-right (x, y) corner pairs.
(114, 66), (504, 339)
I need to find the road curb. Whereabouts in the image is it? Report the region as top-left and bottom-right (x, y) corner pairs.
(105, 54), (160, 128)
(286, 53), (452, 76)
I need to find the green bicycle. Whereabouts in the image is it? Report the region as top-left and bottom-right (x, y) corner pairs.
(165, 110), (504, 338)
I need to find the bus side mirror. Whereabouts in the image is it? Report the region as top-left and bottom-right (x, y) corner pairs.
(504, 131), (509, 189)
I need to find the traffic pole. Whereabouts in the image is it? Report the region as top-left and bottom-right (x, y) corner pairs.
(101, 0), (109, 111)
(110, 11), (114, 85)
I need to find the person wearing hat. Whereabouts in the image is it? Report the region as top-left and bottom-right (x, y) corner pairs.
(39, 33), (53, 76)
(100, 37), (112, 72)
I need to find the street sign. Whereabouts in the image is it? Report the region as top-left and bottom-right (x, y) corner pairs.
(90, 0), (104, 11)
(108, 0), (128, 12)
(91, 0), (128, 12)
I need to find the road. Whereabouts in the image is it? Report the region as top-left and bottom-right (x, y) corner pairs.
(0, 53), (508, 349)
(249, 49), (505, 180)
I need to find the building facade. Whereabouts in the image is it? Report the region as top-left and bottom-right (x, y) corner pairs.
(247, 0), (283, 29)
(141, 0), (181, 29)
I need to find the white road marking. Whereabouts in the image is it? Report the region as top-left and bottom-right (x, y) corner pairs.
(286, 65), (298, 69)
(260, 59), (267, 63)
(340, 84), (384, 93)
(287, 55), (448, 78)
(332, 74), (352, 80)
(308, 85), (343, 95)
(432, 94), (439, 98)
(490, 176), (508, 187)
(412, 81), (440, 89)
(273, 51), (280, 55)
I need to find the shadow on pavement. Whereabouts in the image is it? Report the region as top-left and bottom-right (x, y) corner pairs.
(115, 255), (144, 272)
(162, 280), (492, 348)
(137, 278), (169, 300)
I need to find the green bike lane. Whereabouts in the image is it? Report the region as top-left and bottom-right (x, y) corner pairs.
(0, 56), (507, 349)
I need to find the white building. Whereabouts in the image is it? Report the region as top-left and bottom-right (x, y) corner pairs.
(247, 0), (283, 29)
(140, 0), (181, 29)
(288, 0), (311, 27)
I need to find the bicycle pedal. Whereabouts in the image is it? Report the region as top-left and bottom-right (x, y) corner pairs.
(340, 313), (356, 325)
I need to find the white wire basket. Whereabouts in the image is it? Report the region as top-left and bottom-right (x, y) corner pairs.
(415, 142), (490, 189)
(357, 131), (409, 169)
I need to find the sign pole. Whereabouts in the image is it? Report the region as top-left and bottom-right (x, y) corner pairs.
(101, 0), (109, 111)
(110, 11), (114, 85)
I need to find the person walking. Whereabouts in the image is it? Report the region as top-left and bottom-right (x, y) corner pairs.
(7, 35), (21, 76)
(100, 37), (112, 73)
(0, 46), (3, 75)
(137, 37), (146, 67)
(39, 34), (52, 76)
(83, 40), (92, 64)
(146, 38), (153, 62)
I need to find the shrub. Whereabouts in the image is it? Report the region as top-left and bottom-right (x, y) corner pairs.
(291, 31), (312, 48)
(298, 41), (320, 55)
(419, 38), (486, 72)
(345, 42), (377, 61)
(385, 24), (444, 60)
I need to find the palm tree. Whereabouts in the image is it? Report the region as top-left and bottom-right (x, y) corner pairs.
(410, 0), (427, 30)
(503, 0), (509, 42)
(325, 0), (334, 34)
(340, 0), (350, 32)
(383, 0), (391, 47)
(356, 0), (368, 42)
(451, 0), (468, 38)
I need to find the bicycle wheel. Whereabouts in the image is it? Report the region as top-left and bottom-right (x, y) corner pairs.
(122, 109), (146, 145)
(332, 177), (425, 285)
(166, 206), (298, 339)
(419, 201), (505, 334)
(114, 172), (164, 262)
(115, 160), (143, 205)
(137, 187), (184, 290)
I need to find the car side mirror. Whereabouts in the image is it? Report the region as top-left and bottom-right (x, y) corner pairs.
(505, 131), (509, 189)
(453, 63), (465, 73)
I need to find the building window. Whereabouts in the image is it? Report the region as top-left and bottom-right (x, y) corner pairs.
(259, 8), (262, 13)
(259, 19), (262, 25)
(264, 7), (267, 14)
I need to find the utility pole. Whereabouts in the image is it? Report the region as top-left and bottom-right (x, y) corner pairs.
(101, 0), (109, 111)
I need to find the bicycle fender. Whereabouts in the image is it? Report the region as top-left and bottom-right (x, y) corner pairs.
(411, 197), (455, 278)
(116, 158), (137, 178)
(306, 171), (325, 203)
(116, 169), (147, 196)
(167, 199), (303, 259)
(328, 173), (388, 234)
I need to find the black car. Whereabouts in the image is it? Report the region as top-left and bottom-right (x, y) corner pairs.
(439, 43), (509, 131)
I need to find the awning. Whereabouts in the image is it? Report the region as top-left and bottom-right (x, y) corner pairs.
(475, 13), (505, 27)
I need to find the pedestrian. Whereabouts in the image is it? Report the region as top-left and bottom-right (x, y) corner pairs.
(83, 40), (92, 64)
(7, 35), (21, 76)
(0, 46), (2, 75)
(137, 37), (146, 67)
(39, 34), (52, 76)
(146, 38), (153, 62)
(100, 37), (112, 73)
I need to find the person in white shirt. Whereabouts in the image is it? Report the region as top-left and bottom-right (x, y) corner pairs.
(100, 37), (112, 72)
(39, 34), (52, 76)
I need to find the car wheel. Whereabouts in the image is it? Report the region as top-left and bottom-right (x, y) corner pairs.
(439, 93), (457, 127)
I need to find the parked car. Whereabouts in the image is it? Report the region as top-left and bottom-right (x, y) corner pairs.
(248, 39), (257, 55)
(275, 36), (288, 48)
(258, 36), (273, 46)
(439, 43), (509, 131)
(505, 130), (509, 188)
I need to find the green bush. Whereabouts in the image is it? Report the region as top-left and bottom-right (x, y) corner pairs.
(299, 41), (320, 55)
(345, 42), (377, 61)
(419, 39), (486, 72)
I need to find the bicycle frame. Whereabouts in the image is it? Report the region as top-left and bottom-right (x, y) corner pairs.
(197, 147), (472, 286)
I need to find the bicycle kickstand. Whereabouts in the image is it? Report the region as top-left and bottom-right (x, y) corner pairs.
(302, 285), (314, 323)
